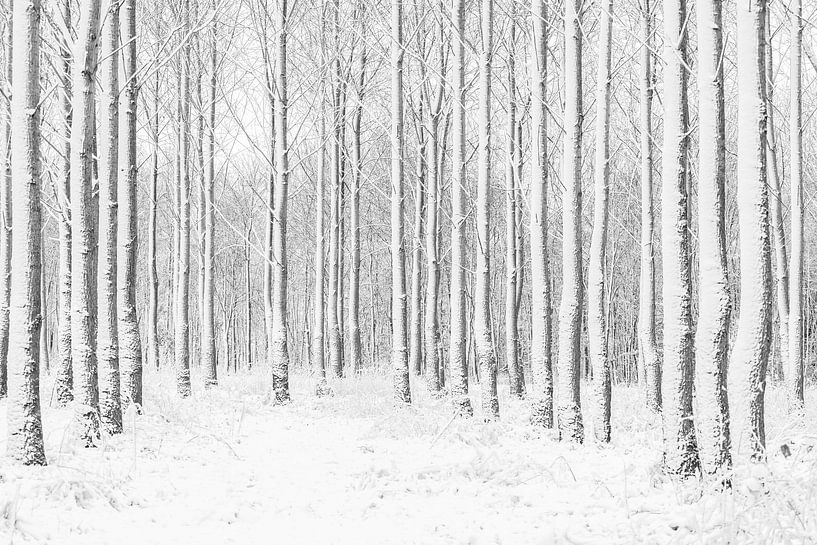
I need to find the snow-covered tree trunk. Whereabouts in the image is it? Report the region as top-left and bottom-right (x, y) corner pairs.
(787, 0), (804, 413)
(557, 0), (584, 443)
(637, 0), (660, 414)
(448, 0), (471, 416)
(328, 0), (343, 378)
(71, 0), (102, 446)
(97, 0), (122, 433)
(408, 113), (425, 379)
(764, 10), (788, 383)
(148, 66), (159, 371)
(475, 0), (498, 420)
(505, 13), (523, 400)
(202, 17), (217, 389)
(350, 10), (366, 374)
(694, 0), (731, 474)
(6, 0), (46, 465)
(661, 0), (698, 475)
(175, 0), (192, 397)
(731, 0), (772, 460)
(391, 0), (411, 404)
(528, 0), (553, 428)
(424, 80), (442, 394)
(271, 0), (291, 403)
(589, 0), (612, 444)
(0, 0), (11, 400)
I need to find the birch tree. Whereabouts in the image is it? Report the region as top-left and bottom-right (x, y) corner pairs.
(6, 0), (46, 465)
(528, 0), (553, 428)
(557, 0), (584, 442)
(98, 0), (122, 433)
(71, 0), (102, 445)
(695, 0), (731, 474)
(589, 0), (612, 443)
(449, 0), (471, 416)
(637, 0), (660, 413)
(788, 0), (804, 413)
(391, 0), (411, 404)
(661, 0), (698, 475)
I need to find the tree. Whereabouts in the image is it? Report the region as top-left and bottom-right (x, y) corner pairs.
(731, 0), (772, 460)
(71, 0), (102, 445)
(270, 0), (291, 403)
(6, 0), (46, 465)
(695, 0), (731, 474)
(475, 0), (498, 420)
(0, 0), (11, 400)
(589, 0), (612, 443)
(528, 0), (553, 428)
(391, 0), (411, 404)
(557, 0), (584, 443)
(788, 0), (804, 413)
(98, 0), (122, 433)
(661, 0), (698, 476)
(327, 0), (343, 378)
(176, 0), (192, 397)
(449, 0), (471, 416)
(637, 0), (660, 414)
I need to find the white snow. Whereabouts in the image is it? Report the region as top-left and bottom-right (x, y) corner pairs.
(2, 369), (816, 544)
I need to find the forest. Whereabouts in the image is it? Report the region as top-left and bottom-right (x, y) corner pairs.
(1, 0), (816, 541)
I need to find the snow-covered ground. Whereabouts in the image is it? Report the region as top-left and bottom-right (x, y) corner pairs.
(1, 367), (816, 544)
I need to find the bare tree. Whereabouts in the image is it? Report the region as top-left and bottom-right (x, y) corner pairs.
(0, 0), (11, 400)
(695, 0), (731, 474)
(6, 0), (46, 465)
(202, 8), (218, 389)
(557, 0), (584, 442)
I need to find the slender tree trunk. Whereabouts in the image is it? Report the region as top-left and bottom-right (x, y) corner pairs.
(475, 0), (497, 420)
(764, 10), (788, 383)
(328, 0), (343, 378)
(505, 13), (522, 400)
(529, 0), (552, 428)
(449, 0), (471, 416)
(148, 56), (159, 371)
(271, 0), (291, 403)
(202, 14), (217, 388)
(557, 0), (584, 442)
(424, 107), (441, 394)
(6, 0), (46, 464)
(788, 0), (804, 413)
(661, 0), (698, 476)
(391, 0), (411, 404)
(589, 0), (612, 443)
(350, 8), (365, 374)
(71, 0), (102, 446)
(638, 0), (660, 413)
(0, 0), (12, 400)
(176, 0), (192, 397)
(97, 0), (121, 433)
(695, 0), (731, 474)
(408, 92), (425, 379)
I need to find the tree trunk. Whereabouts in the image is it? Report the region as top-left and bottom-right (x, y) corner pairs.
(202, 14), (217, 388)
(661, 0), (698, 476)
(408, 93), (425, 379)
(176, 0), (192, 397)
(328, 0), (343, 378)
(695, 0), (731, 474)
(350, 8), (365, 375)
(589, 0), (612, 443)
(449, 0), (471, 416)
(148, 53), (159, 371)
(638, 0), (660, 414)
(271, 0), (291, 403)
(0, 0), (11, 400)
(391, 0), (411, 404)
(6, 0), (46, 464)
(557, 0), (584, 443)
(71, 0), (102, 446)
(97, 0), (121, 433)
(313, 4), (328, 392)
(788, 0), (804, 413)
(529, 0), (552, 428)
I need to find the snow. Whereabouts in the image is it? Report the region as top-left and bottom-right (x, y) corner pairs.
(2, 369), (816, 544)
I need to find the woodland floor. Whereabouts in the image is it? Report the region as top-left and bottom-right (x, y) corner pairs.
(1, 365), (817, 544)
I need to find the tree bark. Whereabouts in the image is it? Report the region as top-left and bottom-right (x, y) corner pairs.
(350, 6), (365, 375)
(71, 0), (102, 445)
(97, 0), (122, 433)
(202, 14), (217, 388)
(0, 0), (12, 400)
(695, 0), (731, 474)
(557, 0), (584, 443)
(6, 0), (46, 465)
(589, 0), (612, 443)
